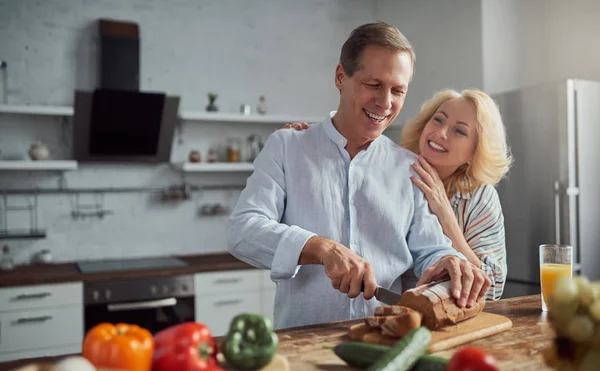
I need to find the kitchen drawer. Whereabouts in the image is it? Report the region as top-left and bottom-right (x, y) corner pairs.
(0, 344), (81, 363)
(195, 291), (261, 337)
(194, 270), (260, 295)
(0, 305), (83, 354)
(0, 282), (83, 312)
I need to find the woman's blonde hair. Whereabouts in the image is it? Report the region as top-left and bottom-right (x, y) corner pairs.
(400, 89), (513, 195)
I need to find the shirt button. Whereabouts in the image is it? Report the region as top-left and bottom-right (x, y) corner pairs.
(350, 163), (354, 168)
(339, 139), (344, 144)
(350, 199), (355, 205)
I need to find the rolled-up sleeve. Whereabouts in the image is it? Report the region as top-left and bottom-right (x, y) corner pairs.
(226, 131), (316, 282)
(463, 186), (507, 300)
(406, 182), (465, 278)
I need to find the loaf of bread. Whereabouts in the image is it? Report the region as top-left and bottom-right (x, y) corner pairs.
(399, 280), (485, 330)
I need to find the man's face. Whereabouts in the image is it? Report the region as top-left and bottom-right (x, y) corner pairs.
(335, 45), (413, 142)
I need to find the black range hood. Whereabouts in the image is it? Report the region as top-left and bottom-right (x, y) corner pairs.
(73, 19), (179, 163)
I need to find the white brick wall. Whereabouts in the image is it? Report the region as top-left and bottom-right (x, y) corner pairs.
(0, 0), (375, 264)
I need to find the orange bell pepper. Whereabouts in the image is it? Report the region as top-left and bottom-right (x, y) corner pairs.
(82, 323), (154, 371)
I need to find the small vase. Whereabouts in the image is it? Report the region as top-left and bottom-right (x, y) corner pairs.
(206, 94), (219, 112)
(29, 141), (50, 161)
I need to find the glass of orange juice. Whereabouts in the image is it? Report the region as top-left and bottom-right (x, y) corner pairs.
(539, 244), (573, 311)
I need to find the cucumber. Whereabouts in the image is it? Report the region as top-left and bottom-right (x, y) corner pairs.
(330, 339), (447, 370)
(411, 354), (449, 371)
(366, 327), (432, 371)
(332, 342), (391, 368)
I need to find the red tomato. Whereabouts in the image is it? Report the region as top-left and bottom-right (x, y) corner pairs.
(447, 346), (500, 371)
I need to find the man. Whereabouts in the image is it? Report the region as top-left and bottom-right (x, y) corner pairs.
(227, 22), (490, 329)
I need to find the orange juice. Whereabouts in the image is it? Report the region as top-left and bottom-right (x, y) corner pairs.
(540, 263), (572, 304)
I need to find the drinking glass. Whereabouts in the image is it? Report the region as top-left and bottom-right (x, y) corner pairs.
(539, 244), (573, 311)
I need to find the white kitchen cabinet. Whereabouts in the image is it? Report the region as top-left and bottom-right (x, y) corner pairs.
(194, 269), (276, 336)
(195, 291), (261, 337)
(0, 281), (84, 362)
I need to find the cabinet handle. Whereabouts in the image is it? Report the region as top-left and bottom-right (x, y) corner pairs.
(14, 315), (53, 324)
(14, 292), (51, 300)
(214, 278), (242, 284)
(213, 299), (242, 306)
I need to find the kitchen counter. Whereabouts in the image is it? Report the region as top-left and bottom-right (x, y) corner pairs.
(0, 253), (253, 288)
(272, 294), (554, 370)
(2, 294), (555, 371)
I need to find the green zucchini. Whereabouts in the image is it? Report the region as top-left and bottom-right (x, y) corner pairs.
(366, 327), (432, 371)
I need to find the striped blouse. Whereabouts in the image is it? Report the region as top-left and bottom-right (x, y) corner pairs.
(451, 184), (507, 300)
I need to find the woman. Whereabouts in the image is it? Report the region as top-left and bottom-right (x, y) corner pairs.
(283, 88), (512, 300)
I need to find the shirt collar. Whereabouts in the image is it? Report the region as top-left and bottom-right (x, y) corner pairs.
(322, 110), (383, 150)
(323, 111), (348, 148)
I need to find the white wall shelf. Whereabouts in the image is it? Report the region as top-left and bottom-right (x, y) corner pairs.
(0, 104), (73, 116)
(178, 111), (324, 125)
(0, 104), (324, 125)
(0, 160), (78, 171)
(174, 162), (254, 172)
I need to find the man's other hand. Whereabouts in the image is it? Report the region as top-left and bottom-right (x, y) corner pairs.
(416, 255), (491, 307)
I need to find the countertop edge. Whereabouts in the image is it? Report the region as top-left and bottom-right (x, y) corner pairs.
(0, 253), (257, 288)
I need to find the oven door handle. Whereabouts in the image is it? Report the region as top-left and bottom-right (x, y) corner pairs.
(107, 298), (177, 312)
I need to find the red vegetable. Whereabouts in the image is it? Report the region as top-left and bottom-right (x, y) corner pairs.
(446, 346), (500, 371)
(151, 322), (224, 371)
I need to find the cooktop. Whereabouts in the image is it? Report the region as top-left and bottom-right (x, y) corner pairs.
(77, 256), (188, 274)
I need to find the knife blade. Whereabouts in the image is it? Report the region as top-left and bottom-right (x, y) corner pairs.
(360, 283), (402, 305)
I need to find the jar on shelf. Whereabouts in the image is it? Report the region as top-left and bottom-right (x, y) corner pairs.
(0, 245), (15, 271)
(207, 148), (218, 163)
(227, 138), (241, 163)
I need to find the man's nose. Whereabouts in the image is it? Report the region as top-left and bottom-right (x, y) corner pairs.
(376, 90), (392, 111)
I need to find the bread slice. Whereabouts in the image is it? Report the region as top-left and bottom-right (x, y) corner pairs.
(362, 330), (399, 346)
(348, 322), (372, 341)
(364, 315), (387, 329)
(375, 305), (412, 316)
(380, 310), (422, 337)
(399, 280), (485, 330)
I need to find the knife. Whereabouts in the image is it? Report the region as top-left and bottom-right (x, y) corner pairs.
(361, 283), (402, 305)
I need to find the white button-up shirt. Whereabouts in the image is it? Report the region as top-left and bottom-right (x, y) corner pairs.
(227, 116), (463, 329)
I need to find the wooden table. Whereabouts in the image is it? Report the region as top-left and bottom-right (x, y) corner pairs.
(1, 295), (554, 371)
(271, 294), (554, 371)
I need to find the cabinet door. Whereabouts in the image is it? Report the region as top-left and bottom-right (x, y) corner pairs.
(195, 292), (261, 337)
(0, 306), (83, 354)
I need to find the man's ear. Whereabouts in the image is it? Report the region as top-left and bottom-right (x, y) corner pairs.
(335, 64), (346, 91)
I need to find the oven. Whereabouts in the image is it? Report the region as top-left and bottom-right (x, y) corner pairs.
(83, 274), (195, 334)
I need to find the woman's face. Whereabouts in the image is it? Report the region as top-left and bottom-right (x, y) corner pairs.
(418, 98), (478, 174)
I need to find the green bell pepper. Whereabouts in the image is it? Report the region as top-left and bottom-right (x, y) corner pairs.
(221, 313), (279, 370)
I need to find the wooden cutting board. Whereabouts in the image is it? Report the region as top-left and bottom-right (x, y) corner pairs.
(349, 311), (513, 353)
